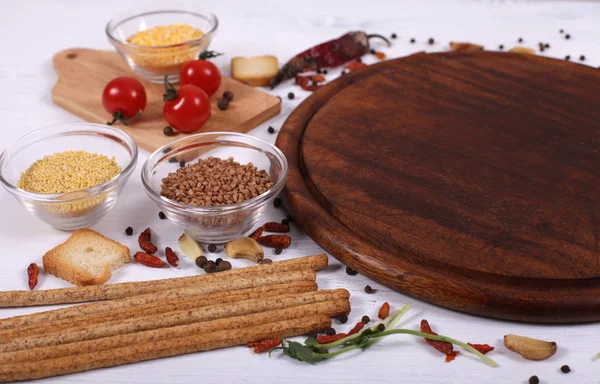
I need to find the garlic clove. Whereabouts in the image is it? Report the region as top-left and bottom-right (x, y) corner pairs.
(225, 237), (264, 263)
(504, 334), (557, 361)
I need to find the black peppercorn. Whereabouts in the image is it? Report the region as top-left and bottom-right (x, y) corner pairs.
(580, 55), (585, 61)
(260, 258), (273, 265)
(338, 315), (348, 324)
(275, 246), (283, 255)
(195, 255), (207, 268)
(499, 44), (504, 50)
(323, 69), (328, 74)
(410, 38), (415, 43)
(345, 266), (358, 276)
(364, 285), (375, 294)
(274, 197), (282, 207)
(528, 376), (539, 384)
(222, 90), (234, 101)
(217, 97), (229, 111)
(361, 315), (371, 324)
(391, 33), (397, 39)
(518, 37), (523, 43)
(168, 157), (178, 163)
(208, 244), (217, 253)
(179, 161), (185, 168)
(217, 260), (232, 272)
(316, 68), (322, 74)
(369, 49), (376, 55)
(560, 365), (571, 373)
(287, 92), (295, 100)
(428, 38), (434, 45)
(376, 323), (385, 332)
(125, 226), (133, 236)
(215, 257), (223, 266)
(203, 260), (217, 273)
(281, 218), (289, 226)
(324, 327), (336, 335)
(163, 126), (175, 136)
(341, 70), (347, 76)
(545, 43), (550, 49)
(158, 211), (166, 220)
(559, 29), (564, 33)
(267, 126), (275, 134)
(565, 34), (571, 39)
(565, 55), (571, 60)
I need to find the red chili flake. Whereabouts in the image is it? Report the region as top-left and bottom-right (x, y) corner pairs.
(248, 338), (281, 353)
(295, 75), (321, 91)
(375, 51), (386, 60)
(378, 302), (390, 320)
(420, 319), (453, 355)
(347, 321), (365, 336)
(346, 61), (367, 71)
(467, 343), (495, 354)
(316, 333), (347, 344)
(310, 74), (326, 83)
(445, 351), (460, 362)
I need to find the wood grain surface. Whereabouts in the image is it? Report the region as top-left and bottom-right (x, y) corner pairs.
(51, 49), (281, 153)
(277, 51), (600, 323)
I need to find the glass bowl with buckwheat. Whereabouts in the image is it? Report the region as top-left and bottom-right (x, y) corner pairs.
(142, 132), (288, 244)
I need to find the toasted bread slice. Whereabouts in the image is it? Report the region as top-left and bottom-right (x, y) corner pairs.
(231, 55), (279, 87)
(43, 229), (130, 286)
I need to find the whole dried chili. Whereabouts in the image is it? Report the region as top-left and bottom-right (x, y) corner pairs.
(27, 263), (39, 290)
(347, 321), (365, 336)
(134, 252), (168, 268)
(316, 333), (347, 344)
(378, 302), (390, 319)
(258, 235), (291, 249)
(263, 222), (290, 233)
(248, 338), (281, 353)
(270, 31), (391, 88)
(165, 247), (180, 267)
(138, 228), (157, 255)
(420, 319), (453, 355)
(249, 227), (263, 241)
(467, 343), (495, 354)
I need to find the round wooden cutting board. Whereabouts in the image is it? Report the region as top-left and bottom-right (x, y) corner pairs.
(277, 52), (600, 323)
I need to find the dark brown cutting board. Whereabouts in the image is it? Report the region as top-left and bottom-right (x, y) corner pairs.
(277, 51), (600, 323)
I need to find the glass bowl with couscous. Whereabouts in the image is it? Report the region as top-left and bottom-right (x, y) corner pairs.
(106, 9), (218, 83)
(0, 123), (138, 231)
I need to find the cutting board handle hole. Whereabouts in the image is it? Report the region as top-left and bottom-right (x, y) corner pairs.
(66, 52), (78, 60)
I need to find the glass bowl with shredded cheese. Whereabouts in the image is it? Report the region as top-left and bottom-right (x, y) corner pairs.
(0, 123), (138, 230)
(106, 9), (218, 83)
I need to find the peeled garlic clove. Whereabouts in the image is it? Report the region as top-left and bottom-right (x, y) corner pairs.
(504, 334), (557, 361)
(178, 233), (204, 261)
(225, 237), (264, 263)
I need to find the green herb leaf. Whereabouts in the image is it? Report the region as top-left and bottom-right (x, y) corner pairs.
(304, 337), (319, 349)
(282, 341), (329, 363)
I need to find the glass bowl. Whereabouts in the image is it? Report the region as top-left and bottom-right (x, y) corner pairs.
(142, 132), (288, 244)
(106, 9), (218, 83)
(0, 123), (138, 231)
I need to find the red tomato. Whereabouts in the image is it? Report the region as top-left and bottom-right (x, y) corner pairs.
(163, 85), (211, 133)
(179, 60), (222, 97)
(101, 77), (147, 125)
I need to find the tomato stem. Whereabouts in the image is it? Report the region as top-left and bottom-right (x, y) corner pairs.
(107, 110), (142, 126)
(198, 50), (224, 60)
(163, 75), (178, 102)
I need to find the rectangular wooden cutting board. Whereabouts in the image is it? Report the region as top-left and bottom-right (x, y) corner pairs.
(51, 48), (281, 153)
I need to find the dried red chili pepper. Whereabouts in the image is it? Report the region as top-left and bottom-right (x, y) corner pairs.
(258, 235), (291, 248)
(316, 333), (347, 344)
(27, 263), (39, 290)
(445, 351), (460, 362)
(134, 252), (168, 268)
(295, 76), (321, 92)
(378, 302), (390, 320)
(346, 61), (367, 71)
(347, 321), (365, 336)
(249, 338), (281, 353)
(270, 31), (391, 88)
(165, 247), (180, 267)
(138, 228), (157, 254)
(467, 343), (495, 354)
(263, 222), (290, 233)
(249, 227), (263, 241)
(420, 319), (453, 355)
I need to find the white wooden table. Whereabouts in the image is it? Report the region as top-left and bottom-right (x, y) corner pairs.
(1, 0), (599, 382)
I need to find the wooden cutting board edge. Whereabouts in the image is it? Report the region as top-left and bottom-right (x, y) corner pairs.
(277, 51), (600, 324)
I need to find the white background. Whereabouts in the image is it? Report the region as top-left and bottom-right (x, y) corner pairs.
(1, 0), (600, 383)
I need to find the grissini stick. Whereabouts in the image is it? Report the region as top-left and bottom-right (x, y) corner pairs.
(0, 254), (328, 308)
